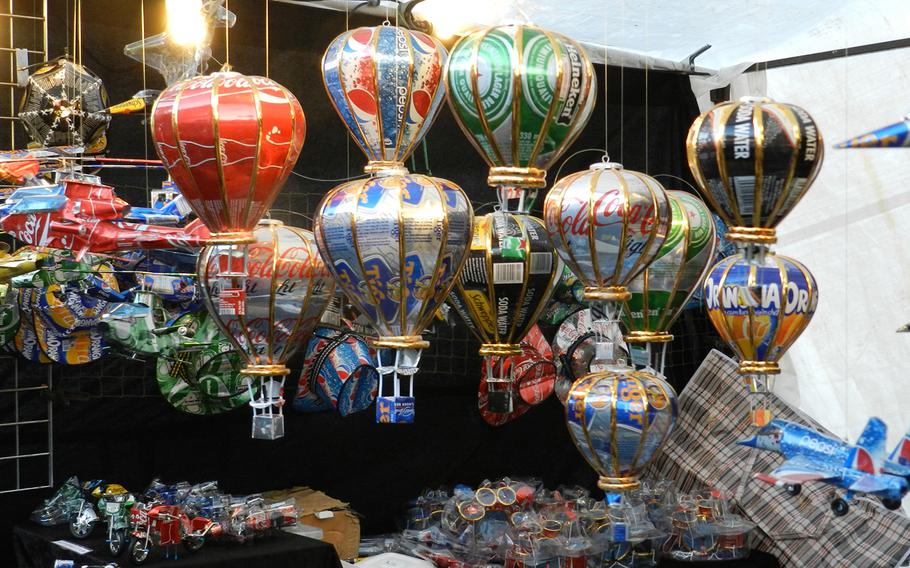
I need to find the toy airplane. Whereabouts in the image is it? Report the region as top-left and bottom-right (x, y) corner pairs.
(0, 177), (208, 258)
(738, 418), (909, 516)
(836, 114), (910, 148)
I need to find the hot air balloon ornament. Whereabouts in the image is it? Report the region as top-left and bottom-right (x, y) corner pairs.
(703, 252), (818, 426)
(686, 96), (823, 248)
(152, 71), (305, 245)
(322, 24), (447, 173)
(315, 168), (473, 423)
(544, 160), (672, 369)
(198, 220), (335, 439)
(447, 212), (562, 414)
(446, 23), (596, 212)
(566, 368), (678, 492)
(621, 190), (716, 374)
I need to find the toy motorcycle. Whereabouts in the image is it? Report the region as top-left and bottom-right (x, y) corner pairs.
(69, 480), (116, 539)
(30, 476), (84, 526)
(128, 501), (219, 565)
(97, 490), (136, 556)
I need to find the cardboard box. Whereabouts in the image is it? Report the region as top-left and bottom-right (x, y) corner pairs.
(263, 486), (360, 561)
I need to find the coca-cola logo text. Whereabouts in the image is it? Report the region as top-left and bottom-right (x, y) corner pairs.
(560, 189), (655, 236)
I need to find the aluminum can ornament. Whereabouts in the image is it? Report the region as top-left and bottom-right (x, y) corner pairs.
(566, 368), (678, 492)
(315, 168), (473, 423)
(322, 24), (447, 173)
(703, 252), (818, 426)
(686, 96), (823, 246)
(622, 190), (716, 345)
(544, 161), (672, 303)
(445, 24), (596, 190)
(447, 212), (562, 413)
(152, 72), (305, 244)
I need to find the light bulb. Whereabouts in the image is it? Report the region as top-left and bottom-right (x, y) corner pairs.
(166, 0), (207, 47)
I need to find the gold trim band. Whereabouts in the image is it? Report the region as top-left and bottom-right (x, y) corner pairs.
(738, 361), (781, 375)
(364, 160), (407, 174)
(488, 166), (547, 188)
(241, 364), (291, 376)
(583, 286), (631, 302)
(208, 231), (258, 245)
(372, 335), (430, 349)
(479, 343), (523, 356)
(725, 226), (777, 244)
(597, 475), (641, 491)
(624, 331), (674, 344)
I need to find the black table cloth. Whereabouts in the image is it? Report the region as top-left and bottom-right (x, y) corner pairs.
(13, 523), (341, 568)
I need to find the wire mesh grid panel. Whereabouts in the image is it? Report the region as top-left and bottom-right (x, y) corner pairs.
(0, 0), (47, 150)
(0, 355), (52, 494)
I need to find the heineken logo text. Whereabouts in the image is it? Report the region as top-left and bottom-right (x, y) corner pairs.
(558, 44), (583, 125)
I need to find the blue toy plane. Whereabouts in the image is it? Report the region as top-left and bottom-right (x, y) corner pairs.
(738, 418), (909, 516)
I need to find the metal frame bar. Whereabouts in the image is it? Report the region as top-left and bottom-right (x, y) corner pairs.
(746, 37), (910, 72)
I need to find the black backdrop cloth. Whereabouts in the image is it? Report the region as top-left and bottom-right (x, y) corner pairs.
(2, 0), (702, 564)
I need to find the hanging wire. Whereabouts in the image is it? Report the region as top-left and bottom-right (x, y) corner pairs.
(265, 0), (270, 77)
(644, 0), (649, 174)
(553, 147), (606, 182)
(224, 0), (230, 67)
(603, 0), (608, 160)
(291, 170), (369, 183)
(619, 0), (624, 164)
(141, 0), (150, 204)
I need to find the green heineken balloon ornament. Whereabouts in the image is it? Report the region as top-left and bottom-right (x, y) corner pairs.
(445, 23), (596, 212)
(621, 191), (716, 373)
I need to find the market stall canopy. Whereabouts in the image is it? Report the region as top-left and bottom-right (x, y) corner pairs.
(276, 0), (910, 71)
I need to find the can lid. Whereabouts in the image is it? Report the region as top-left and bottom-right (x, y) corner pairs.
(257, 219), (283, 227)
(738, 95), (773, 104)
(590, 161), (623, 171)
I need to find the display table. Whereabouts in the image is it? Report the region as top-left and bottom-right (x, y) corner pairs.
(659, 550), (781, 567)
(13, 523), (342, 568)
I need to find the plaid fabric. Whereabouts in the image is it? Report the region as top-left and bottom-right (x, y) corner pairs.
(643, 349), (910, 568)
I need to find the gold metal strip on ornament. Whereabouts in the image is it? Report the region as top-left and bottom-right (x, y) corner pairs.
(613, 167), (631, 283)
(400, 35), (443, 163)
(365, 160), (407, 173)
(666, 214), (717, 333)
(372, 335), (430, 349)
(507, 214), (531, 344)
(642, 268), (651, 332)
(206, 232), (257, 244)
(584, 286), (630, 302)
(266, 222), (279, 365)
(686, 111), (734, 230)
(444, 205), (479, 342)
(752, 100), (765, 228)
(351, 180), (392, 334)
(780, 256), (814, 356)
(371, 28), (388, 162)
(397, 174), (408, 337)
(487, 166), (547, 188)
(548, 36), (596, 171)
(411, 177), (448, 339)
(658, 193), (690, 331)
(713, 104), (743, 226)
(738, 361), (780, 375)
(274, 85), (302, 198)
(518, 217), (563, 340)
(241, 76), (264, 232)
(631, 376), (651, 472)
(767, 104), (802, 226)
(168, 83), (205, 223)
(715, 257), (740, 356)
(725, 226), (777, 244)
(326, 30), (373, 163)
(485, 210), (499, 344)
(549, 175), (585, 289)
(610, 374), (620, 477)
(510, 25), (523, 168)
(392, 26), (415, 162)
(470, 27), (506, 165)
(241, 364), (290, 376)
(285, 228), (318, 362)
(526, 28), (564, 172)
(623, 172), (664, 291)
(574, 374), (609, 476)
(231, 241), (260, 366)
(479, 343), (522, 356)
(770, 255), (798, 363)
(746, 259), (758, 364)
(624, 330), (673, 343)
(598, 476), (640, 491)
(443, 35), (497, 177)
(588, 167), (605, 289)
(210, 74), (233, 234)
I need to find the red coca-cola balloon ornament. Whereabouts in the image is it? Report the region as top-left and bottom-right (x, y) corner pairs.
(152, 72), (305, 244)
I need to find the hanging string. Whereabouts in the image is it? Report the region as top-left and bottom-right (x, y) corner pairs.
(619, 0), (625, 165)
(644, 0), (649, 174)
(265, 0), (270, 77)
(140, 0), (150, 204)
(224, 0), (230, 67)
(602, 0), (608, 160)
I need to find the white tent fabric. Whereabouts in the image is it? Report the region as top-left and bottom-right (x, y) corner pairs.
(284, 0), (910, 70)
(728, 50), (910, 509)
